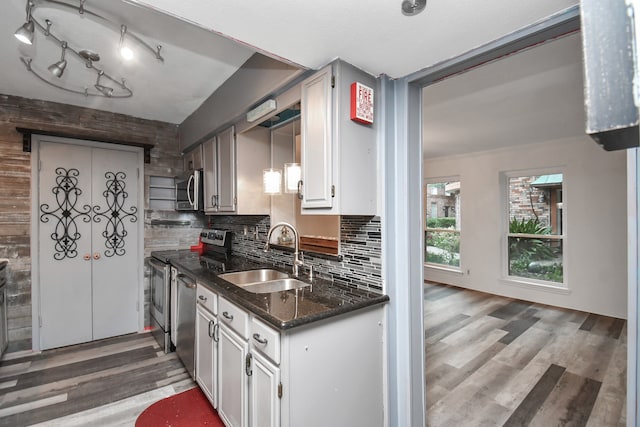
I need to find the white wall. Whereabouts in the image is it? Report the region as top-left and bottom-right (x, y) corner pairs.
(424, 136), (628, 318)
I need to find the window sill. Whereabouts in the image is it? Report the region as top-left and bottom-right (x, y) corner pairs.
(500, 277), (571, 295)
(424, 263), (463, 275)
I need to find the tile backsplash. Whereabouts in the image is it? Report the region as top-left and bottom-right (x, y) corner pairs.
(208, 215), (383, 294)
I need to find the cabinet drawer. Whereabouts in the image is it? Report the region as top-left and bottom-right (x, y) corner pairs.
(250, 318), (280, 364)
(196, 284), (217, 315)
(219, 297), (249, 339)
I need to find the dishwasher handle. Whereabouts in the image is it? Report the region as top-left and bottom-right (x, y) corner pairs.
(177, 273), (197, 289)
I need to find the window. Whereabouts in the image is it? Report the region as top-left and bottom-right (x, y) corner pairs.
(425, 180), (460, 268)
(507, 173), (563, 284)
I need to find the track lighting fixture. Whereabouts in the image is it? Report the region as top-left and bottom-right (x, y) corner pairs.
(94, 71), (115, 97)
(14, 1), (34, 44)
(13, 0), (165, 98)
(47, 41), (67, 77)
(119, 25), (134, 60)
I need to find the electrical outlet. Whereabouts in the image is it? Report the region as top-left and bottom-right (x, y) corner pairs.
(466, 269), (471, 275)
(253, 226), (259, 240)
(243, 225), (248, 236)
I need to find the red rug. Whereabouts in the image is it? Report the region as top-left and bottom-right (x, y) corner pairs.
(135, 387), (225, 427)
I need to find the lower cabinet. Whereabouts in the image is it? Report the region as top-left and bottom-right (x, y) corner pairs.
(218, 323), (249, 427)
(195, 304), (217, 407)
(194, 287), (384, 427)
(249, 351), (281, 427)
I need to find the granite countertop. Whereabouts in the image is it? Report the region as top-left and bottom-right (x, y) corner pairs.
(153, 249), (389, 331)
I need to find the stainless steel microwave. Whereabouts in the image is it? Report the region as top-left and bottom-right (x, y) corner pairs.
(175, 169), (203, 211)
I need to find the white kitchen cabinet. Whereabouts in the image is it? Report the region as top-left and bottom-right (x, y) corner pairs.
(202, 127), (235, 214)
(218, 323), (249, 427)
(194, 287), (384, 427)
(249, 350), (281, 427)
(300, 59), (377, 215)
(201, 125), (269, 215)
(184, 144), (203, 171)
(195, 285), (218, 407)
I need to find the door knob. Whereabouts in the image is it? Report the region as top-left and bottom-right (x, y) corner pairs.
(83, 254), (91, 261)
(93, 252), (101, 260)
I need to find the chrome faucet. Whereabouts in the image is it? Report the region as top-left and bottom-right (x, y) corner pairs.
(264, 222), (305, 277)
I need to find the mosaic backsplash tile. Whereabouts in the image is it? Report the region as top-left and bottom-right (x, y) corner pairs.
(208, 215), (383, 294)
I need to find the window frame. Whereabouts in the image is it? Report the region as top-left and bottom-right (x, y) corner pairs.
(424, 176), (462, 272)
(502, 168), (567, 289)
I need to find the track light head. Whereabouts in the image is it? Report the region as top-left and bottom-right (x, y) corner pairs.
(48, 41), (67, 78)
(401, 0), (427, 16)
(14, 20), (34, 45)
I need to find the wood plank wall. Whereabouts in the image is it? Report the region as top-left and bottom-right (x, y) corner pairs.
(0, 94), (183, 353)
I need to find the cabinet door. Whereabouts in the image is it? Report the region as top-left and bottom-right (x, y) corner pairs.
(202, 137), (218, 213)
(250, 351), (281, 427)
(216, 126), (236, 212)
(196, 306), (217, 407)
(301, 65), (333, 209)
(184, 145), (203, 171)
(218, 324), (248, 427)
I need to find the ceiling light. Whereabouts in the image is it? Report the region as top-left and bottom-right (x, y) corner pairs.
(95, 71), (114, 97)
(14, 21), (34, 45)
(13, 0), (164, 98)
(119, 25), (134, 60)
(48, 41), (67, 78)
(401, 0), (427, 16)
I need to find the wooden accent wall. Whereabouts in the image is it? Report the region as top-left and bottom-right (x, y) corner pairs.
(0, 94), (182, 352)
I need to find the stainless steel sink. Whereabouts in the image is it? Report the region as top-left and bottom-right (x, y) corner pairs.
(241, 278), (311, 294)
(218, 269), (289, 286)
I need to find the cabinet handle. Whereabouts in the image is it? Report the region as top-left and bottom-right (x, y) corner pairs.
(198, 295), (207, 302)
(222, 311), (234, 321)
(213, 323), (219, 343)
(252, 333), (268, 345)
(208, 320), (215, 338)
(83, 253), (91, 261)
(213, 195), (219, 208)
(93, 252), (101, 260)
(297, 180), (303, 200)
(245, 353), (253, 377)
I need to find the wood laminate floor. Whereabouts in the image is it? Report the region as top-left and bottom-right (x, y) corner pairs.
(424, 281), (627, 427)
(0, 285), (627, 426)
(0, 332), (195, 427)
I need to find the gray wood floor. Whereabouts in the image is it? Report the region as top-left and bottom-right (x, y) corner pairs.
(424, 281), (627, 427)
(0, 284), (627, 426)
(0, 333), (195, 427)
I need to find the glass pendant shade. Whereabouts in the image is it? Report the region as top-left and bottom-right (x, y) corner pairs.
(284, 163), (301, 193)
(263, 168), (282, 195)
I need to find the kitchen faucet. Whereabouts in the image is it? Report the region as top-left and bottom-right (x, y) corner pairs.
(264, 222), (308, 277)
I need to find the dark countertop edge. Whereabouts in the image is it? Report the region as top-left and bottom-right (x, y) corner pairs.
(166, 252), (389, 332)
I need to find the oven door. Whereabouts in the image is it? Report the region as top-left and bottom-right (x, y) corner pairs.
(149, 258), (170, 330)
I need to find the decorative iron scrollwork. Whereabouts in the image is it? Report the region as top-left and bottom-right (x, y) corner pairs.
(40, 168), (92, 260)
(93, 171), (138, 257)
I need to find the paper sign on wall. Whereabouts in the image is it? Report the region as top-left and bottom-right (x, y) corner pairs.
(350, 82), (374, 125)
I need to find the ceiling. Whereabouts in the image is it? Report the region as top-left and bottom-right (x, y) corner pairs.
(422, 32), (586, 159)
(0, 0), (580, 129)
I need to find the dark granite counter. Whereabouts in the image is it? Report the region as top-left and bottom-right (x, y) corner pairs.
(152, 249), (388, 331)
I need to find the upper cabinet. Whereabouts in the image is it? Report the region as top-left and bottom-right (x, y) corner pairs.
(184, 144), (203, 172)
(300, 60), (377, 215)
(199, 125), (269, 215)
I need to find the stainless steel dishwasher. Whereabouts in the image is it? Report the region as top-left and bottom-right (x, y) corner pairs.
(176, 270), (197, 378)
